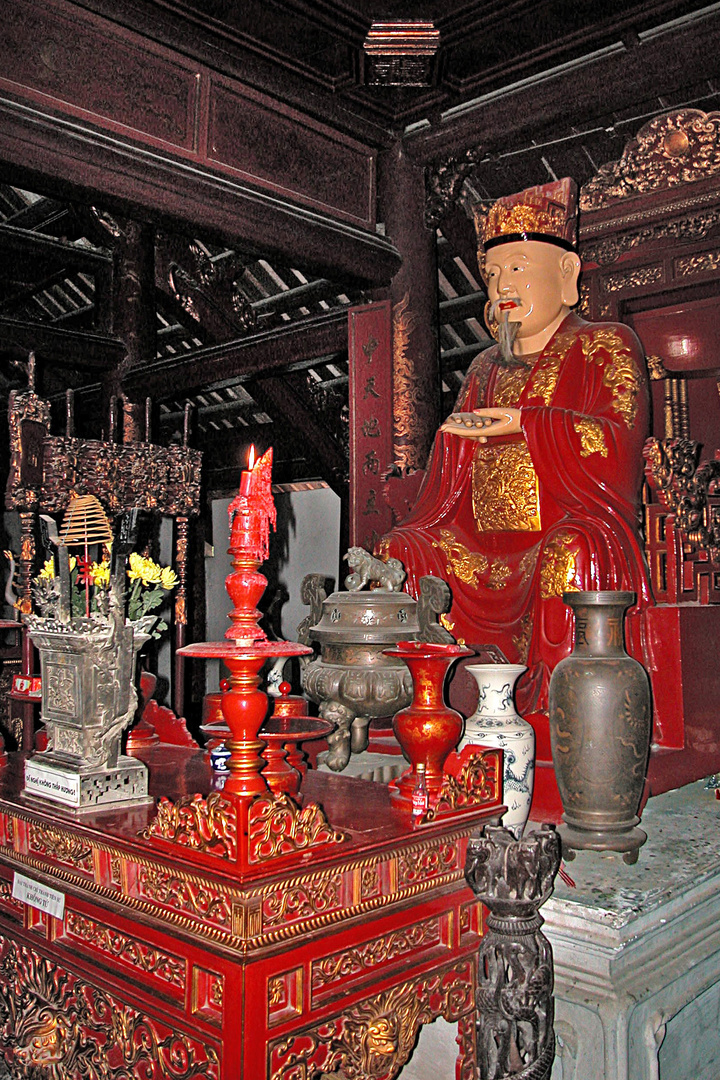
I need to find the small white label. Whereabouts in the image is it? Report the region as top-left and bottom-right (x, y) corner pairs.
(24, 761), (81, 807)
(12, 872), (65, 920)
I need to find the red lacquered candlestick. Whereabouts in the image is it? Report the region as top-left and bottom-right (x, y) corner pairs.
(179, 448), (311, 799)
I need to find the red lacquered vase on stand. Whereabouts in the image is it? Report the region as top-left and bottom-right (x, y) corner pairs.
(384, 641), (473, 804)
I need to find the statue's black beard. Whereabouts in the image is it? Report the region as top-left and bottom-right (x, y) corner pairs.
(490, 300), (528, 369)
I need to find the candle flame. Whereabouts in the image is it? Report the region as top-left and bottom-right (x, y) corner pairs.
(248, 445), (256, 470)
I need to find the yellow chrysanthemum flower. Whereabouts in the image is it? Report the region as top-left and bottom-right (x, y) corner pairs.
(38, 558), (56, 581)
(160, 566), (178, 590)
(91, 560), (111, 588)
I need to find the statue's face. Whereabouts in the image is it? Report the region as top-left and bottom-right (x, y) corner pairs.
(484, 239), (575, 341)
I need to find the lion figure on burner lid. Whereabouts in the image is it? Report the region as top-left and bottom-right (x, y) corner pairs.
(343, 547), (406, 592)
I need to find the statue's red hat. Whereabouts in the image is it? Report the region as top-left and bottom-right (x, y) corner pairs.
(474, 177), (578, 253)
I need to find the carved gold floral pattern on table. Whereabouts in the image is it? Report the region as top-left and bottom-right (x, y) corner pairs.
(396, 840), (458, 888)
(311, 919), (442, 994)
(424, 749), (502, 822)
(269, 963), (474, 1080)
(248, 794), (345, 862)
(262, 871), (344, 928)
(64, 910), (186, 989)
(580, 327), (643, 428)
(540, 532), (579, 599)
(142, 792), (238, 860)
(0, 936), (219, 1079)
(573, 416), (608, 457)
(138, 864), (232, 929)
(434, 529), (511, 588)
(27, 823), (94, 874)
(472, 443), (541, 532)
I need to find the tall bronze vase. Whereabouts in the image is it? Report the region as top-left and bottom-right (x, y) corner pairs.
(548, 591), (651, 864)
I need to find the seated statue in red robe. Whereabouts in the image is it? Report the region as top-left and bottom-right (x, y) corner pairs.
(377, 178), (652, 727)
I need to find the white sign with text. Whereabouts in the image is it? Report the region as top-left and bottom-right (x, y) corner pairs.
(12, 872), (65, 920)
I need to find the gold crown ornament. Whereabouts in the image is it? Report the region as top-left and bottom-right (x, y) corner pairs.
(474, 177), (578, 254)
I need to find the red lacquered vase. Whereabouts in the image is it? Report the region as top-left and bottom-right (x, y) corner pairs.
(383, 641), (472, 803)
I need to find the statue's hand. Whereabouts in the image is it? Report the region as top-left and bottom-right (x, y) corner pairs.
(440, 411), (497, 439)
(469, 408), (522, 442)
(440, 408), (522, 442)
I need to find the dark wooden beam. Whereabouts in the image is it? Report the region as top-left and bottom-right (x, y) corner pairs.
(0, 222), (112, 271)
(121, 310), (348, 400)
(0, 316), (126, 369)
(0, 97), (402, 289)
(404, 9), (720, 164)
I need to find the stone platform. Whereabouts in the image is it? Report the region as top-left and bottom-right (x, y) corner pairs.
(403, 779), (720, 1080)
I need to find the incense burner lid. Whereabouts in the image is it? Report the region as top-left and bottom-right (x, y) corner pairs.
(310, 589), (419, 646)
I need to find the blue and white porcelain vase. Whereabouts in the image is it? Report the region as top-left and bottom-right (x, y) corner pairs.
(458, 664), (535, 838)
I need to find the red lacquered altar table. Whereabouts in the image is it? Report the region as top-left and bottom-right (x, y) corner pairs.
(0, 747), (503, 1080)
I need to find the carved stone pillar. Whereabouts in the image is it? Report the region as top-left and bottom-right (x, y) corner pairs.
(465, 823), (561, 1080)
(377, 140), (440, 474)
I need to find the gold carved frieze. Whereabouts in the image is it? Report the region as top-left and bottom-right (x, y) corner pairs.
(137, 864), (233, 931)
(392, 291), (426, 473)
(248, 794), (346, 862)
(512, 611), (534, 664)
(472, 444), (541, 532)
(0, 936), (220, 1079)
(311, 918), (442, 999)
(40, 437), (202, 517)
(269, 962), (474, 1080)
(603, 264), (664, 294)
(396, 840), (458, 889)
(573, 417), (608, 457)
(580, 109), (720, 210)
(261, 871), (344, 930)
(540, 532), (579, 600)
(142, 792), (238, 861)
(580, 328), (642, 428)
(64, 910), (186, 991)
(581, 207), (720, 266)
(27, 823), (94, 875)
(423, 749), (502, 822)
(675, 250), (720, 277)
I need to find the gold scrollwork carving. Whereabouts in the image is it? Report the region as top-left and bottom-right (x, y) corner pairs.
(269, 964), (473, 1080)
(27, 823), (94, 874)
(0, 936), (219, 1078)
(262, 871), (343, 929)
(397, 841), (457, 887)
(142, 792), (237, 861)
(573, 416), (608, 457)
(65, 911), (186, 989)
(580, 327), (643, 428)
(424, 750), (502, 821)
(526, 331), (572, 405)
(675, 250), (720, 277)
(248, 794), (345, 862)
(312, 919), (441, 993)
(603, 265), (664, 293)
(540, 532), (579, 600)
(493, 363), (534, 407)
(472, 444), (541, 532)
(580, 109), (720, 210)
(138, 865), (232, 928)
